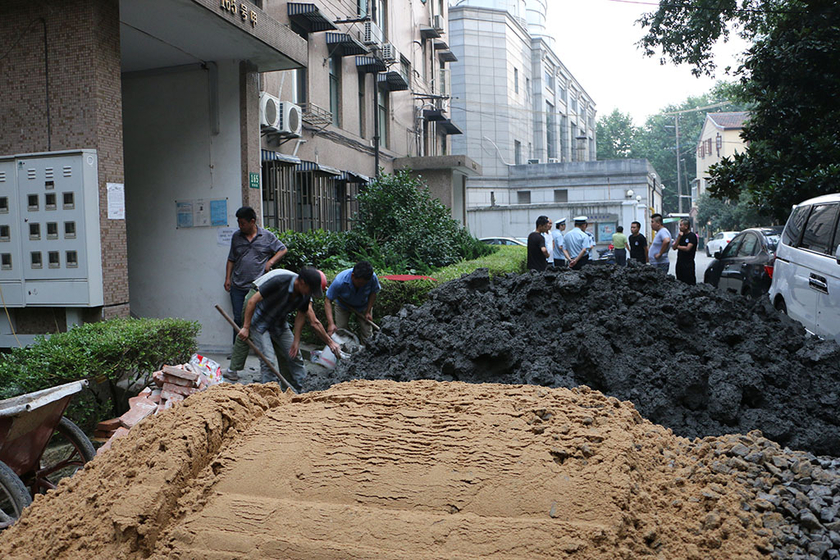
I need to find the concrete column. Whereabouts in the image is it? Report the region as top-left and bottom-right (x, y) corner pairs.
(239, 62), (263, 218)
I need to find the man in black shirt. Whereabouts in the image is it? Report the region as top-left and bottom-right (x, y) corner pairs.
(672, 218), (698, 284)
(527, 216), (551, 271)
(628, 221), (648, 265)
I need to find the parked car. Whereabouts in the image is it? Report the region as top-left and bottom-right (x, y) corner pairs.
(705, 231), (740, 257)
(769, 193), (840, 341)
(479, 237), (527, 247)
(703, 227), (784, 298)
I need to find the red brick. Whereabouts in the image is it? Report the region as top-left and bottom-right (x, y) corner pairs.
(162, 382), (199, 397)
(162, 365), (199, 383)
(119, 397), (158, 428)
(96, 417), (121, 431)
(153, 371), (165, 387)
(161, 374), (195, 387)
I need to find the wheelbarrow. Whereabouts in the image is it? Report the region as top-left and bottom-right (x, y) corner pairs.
(0, 380), (95, 530)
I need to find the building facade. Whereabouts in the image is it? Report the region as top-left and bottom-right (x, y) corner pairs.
(693, 112), (749, 204)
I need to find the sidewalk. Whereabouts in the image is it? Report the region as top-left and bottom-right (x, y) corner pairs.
(201, 341), (324, 385)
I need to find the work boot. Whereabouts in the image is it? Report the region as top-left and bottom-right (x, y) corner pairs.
(224, 368), (240, 382)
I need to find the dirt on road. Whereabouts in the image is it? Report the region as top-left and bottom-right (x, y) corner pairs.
(0, 382), (775, 559)
(310, 265), (840, 456)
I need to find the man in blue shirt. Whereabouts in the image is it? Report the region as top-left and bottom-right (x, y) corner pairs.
(563, 216), (594, 270)
(551, 218), (567, 267)
(325, 261), (381, 343)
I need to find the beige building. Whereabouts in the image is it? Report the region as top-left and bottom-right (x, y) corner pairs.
(259, 0), (480, 232)
(693, 112), (749, 204)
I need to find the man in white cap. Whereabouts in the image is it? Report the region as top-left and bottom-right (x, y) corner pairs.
(563, 216), (594, 270)
(552, 218), (567, 268)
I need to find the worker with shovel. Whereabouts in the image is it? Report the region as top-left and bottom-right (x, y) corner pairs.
(229, 267), (332, 391)
(325, 261), (381, 344)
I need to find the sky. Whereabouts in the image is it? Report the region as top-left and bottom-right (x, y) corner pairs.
(544, 0), (748, 125)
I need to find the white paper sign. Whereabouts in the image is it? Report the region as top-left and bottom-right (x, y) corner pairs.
(106, 183), (125, 220)
(217, 227), (237, 247)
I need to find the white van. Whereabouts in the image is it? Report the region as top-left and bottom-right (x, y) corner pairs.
(769, 193), (840, 341)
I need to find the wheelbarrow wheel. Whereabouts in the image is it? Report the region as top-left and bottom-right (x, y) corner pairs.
(0, 460), (32, 530)
(29, 417), (96, 494)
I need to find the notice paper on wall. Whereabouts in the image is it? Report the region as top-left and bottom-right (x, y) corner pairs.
(217, 227), (236, 247)
(177, 198), (230, 228)
(107, 183), (125, 220)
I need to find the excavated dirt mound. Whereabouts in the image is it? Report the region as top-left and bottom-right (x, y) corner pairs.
(0, 382), (784, 559)
(308, 265), (840, 456)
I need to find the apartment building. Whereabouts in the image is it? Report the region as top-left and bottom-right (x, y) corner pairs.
(693, 112), (749, 204)
(259, 0), (480, 232)
(448, 0), (659, 242)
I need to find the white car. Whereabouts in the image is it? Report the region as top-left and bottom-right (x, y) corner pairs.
(769, 193), (840, 342)
(706, 231), (740, 257)
(479, 237), (527, 247)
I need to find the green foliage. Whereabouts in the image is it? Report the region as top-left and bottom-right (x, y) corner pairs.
(695, 192), (777, 233)
(0, 318), (199, 430)
(596, 109), (639, 160)
(708, 1), (840, 221)
(266, 228), (352, 272)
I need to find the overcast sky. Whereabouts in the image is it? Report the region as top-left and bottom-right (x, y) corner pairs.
(544, 0), (748, 125)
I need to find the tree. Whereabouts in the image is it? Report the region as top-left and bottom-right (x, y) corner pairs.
(639, 0), (840, 221)
(695, 192), (775, 233)
(596, 109), (638, 160)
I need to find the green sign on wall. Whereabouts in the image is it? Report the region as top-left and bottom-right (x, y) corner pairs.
(249, 172), (260, 189)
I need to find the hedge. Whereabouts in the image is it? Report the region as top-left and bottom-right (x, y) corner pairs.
(0, 318), (200, 430)
(304, 245), (526, 342)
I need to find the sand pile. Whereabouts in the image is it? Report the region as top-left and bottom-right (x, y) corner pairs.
(310, 265), (840, 456)
(0, 381), (790, 559)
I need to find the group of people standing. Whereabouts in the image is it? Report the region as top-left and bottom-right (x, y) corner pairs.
(527, 213), (698, 284)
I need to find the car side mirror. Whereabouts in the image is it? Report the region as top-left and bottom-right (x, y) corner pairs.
(714, 250), (722, 259)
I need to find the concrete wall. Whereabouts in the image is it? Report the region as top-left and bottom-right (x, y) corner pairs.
(123, 62), (243, 351)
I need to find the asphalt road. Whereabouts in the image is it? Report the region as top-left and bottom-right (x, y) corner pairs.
(667, 248), (713, 284)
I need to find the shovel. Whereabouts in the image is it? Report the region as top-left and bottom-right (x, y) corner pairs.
(337, 297), (380, 331)
(214, 305), (298, 394)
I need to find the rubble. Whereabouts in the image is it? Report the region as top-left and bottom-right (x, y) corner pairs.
(309, 265), (840, 456)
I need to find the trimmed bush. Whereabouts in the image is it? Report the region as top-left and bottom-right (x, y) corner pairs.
(0, 318), (200, 430)
(267, 228), (353, 272)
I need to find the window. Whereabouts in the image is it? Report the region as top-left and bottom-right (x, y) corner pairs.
(295, 68), (307, 105)
(800, 204), (839, 253)
(546, 102), (556, 159)
(31, 251), (42, 269)
(782, 205), (810, 246)
(374, 0), (388, 39)
(554, 189), (568, 203)
(525, 77), (531, 100)
(29, 223), (40, 240)
(47, 222), (58, 239)
(64, 221), (76, 239)
(66, 250), (78, 268)
(329, 57), (341, 127)
(358, 73), (366, 138)
(514, 140), (522, 165)
(517, 191), (531, 204)
(358, 0), (367, 17)
(28, 194), (38, 211)
(62, 192), (74, 209)
(0, 197), (7, 213)
(45, 192), (56, 210)
(378, 91), (389, 149)
(0, 225), (9, 241)
(737, 233), (759, 257)
(1, 254), (10, 270)
(48, 251), (60, 269)
(514, 67), (519, 94)
(722, 236), (742, 258)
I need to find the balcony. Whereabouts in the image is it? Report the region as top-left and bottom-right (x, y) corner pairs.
(301, 103), (333, 127)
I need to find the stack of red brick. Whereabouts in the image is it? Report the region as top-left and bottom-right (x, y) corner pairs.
(95, 364), (214, 455)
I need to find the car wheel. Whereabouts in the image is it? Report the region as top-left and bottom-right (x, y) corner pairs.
(774, 298), (787, 315)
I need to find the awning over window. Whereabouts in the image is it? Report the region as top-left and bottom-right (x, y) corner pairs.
(422, 109), (447, 122)
(261, 149), (301, 164)
(433, 39), (449, 50)
(420, 25), (441, 40)
(326, 32), (369, 57)
(438, 50), (458, 63)
(355, 55), (387, 74)
(287, 3), (338, 33)
(438, 119), (463, 135)
(337, 171), (371, 184)
(378, 71), (409, 92)
(296, 161), (341, 175)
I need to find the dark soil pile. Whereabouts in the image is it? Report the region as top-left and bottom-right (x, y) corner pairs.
(307, 265), (840, 456)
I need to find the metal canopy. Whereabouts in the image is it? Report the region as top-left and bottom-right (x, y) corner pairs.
(438, 119), (463, 135)
(378, 71), (409, 92)
(433, 39), (449, 50)
(261, 149), (301, 164)
(423, 109), (447, 122)
(337, 170), (371, 183)
(287, 3), (338, 33)
(420, 25), (441, 40)
(355, 55), (387, 74)
(326, 32), (369, 56)
(296, 161), (341, 175)
(438, 50), (458, 63)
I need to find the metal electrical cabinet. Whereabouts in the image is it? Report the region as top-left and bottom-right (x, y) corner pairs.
(0, 150), (104, 307)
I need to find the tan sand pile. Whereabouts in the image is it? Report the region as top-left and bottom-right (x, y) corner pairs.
(0, 381), (770, 559)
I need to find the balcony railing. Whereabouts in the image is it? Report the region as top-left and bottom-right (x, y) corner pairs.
(301, 102), (333, 127)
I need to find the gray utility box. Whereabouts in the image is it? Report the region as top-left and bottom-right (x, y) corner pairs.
(0, 150), (104, 307)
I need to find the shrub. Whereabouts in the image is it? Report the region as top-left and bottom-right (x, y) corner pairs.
(267, 228), (352, 272)
(0, 318), (200, 430)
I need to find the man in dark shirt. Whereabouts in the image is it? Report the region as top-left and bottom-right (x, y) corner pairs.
(527, 216), (551, 271)
(628, 221), (648, 265)
(672, 218), (698, 284)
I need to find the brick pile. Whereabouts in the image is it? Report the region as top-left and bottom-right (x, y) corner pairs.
(94, 364), (216, 456)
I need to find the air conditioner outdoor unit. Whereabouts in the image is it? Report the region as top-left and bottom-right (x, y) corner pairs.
(259, 92), (280, 131)
(379, 43), (398, 62)
(527, 158), (541, 164)
(278, 102), (303, 136)
(363, 21), (384, 45)
(547, 157), (560, 163)
(433, 14), (444, 31)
